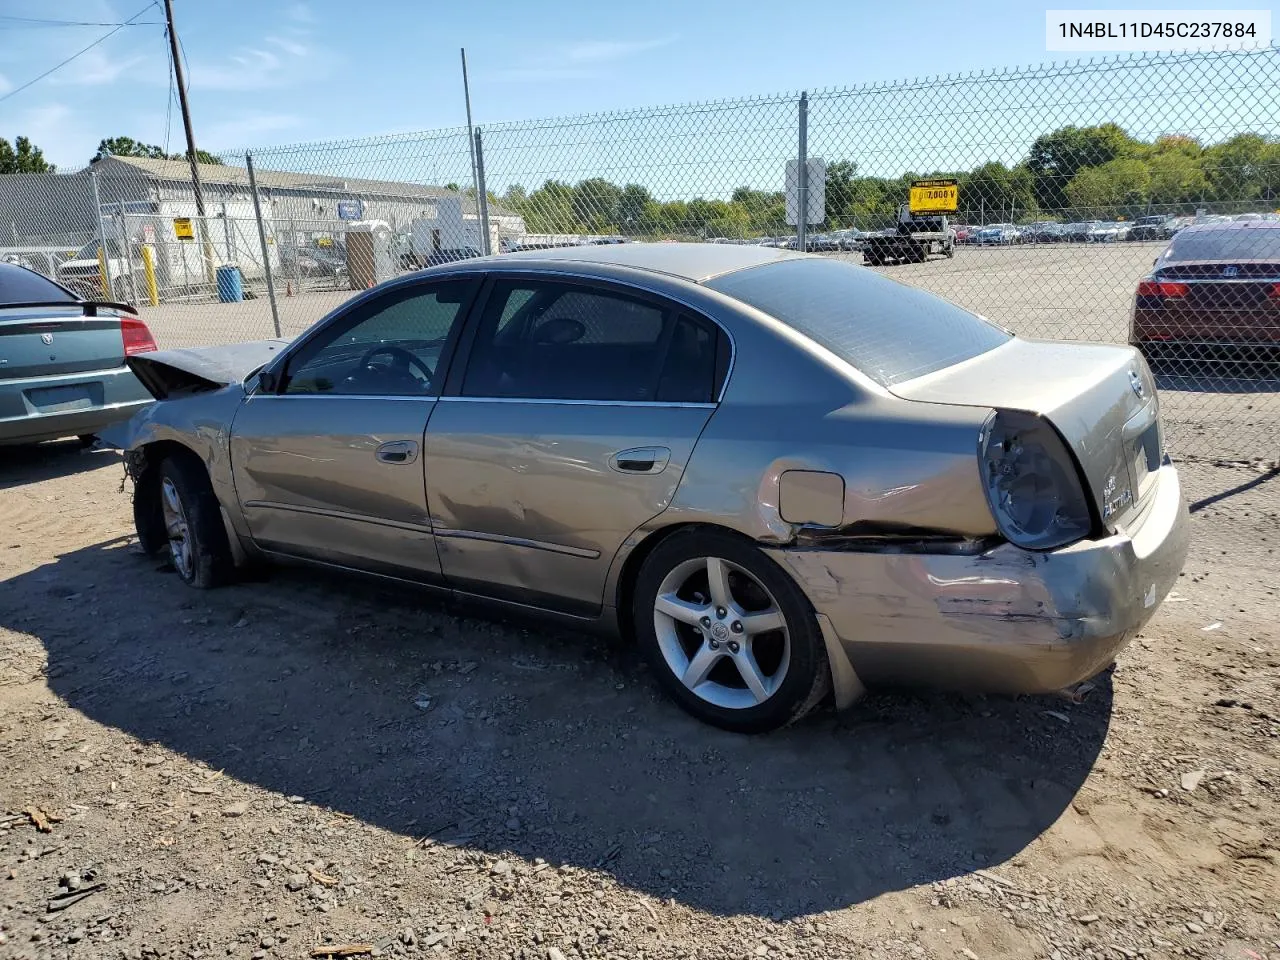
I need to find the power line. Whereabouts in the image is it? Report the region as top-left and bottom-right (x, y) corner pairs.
(0, 3), (158, 104)
(0, 16), (162, 28)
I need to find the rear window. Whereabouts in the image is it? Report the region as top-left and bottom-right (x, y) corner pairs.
(706, 257), (1010, 386)
(0, 263), (76, 305)
(1163, 226), (1280, 262)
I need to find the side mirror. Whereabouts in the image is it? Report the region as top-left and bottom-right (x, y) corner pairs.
(257, 370), (279, 393)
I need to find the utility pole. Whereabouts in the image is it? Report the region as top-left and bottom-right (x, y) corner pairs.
(164, 0), (206, 220)
(164, 0), (214, 281)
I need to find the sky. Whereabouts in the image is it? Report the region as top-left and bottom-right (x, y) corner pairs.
(0, 0), (1275, 185)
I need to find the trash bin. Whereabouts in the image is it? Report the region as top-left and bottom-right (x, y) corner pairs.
(216, 264), (244, 303)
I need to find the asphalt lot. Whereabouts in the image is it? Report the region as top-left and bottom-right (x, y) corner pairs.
(133, 241), (1278, 463)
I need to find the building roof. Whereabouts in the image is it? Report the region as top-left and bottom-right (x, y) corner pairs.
(498, 241), (800, 282)
(91, 156), (514, 216)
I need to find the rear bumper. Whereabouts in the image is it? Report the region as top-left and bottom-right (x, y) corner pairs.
(767, 464), (1190, 696)
(0, 366), (152, 445)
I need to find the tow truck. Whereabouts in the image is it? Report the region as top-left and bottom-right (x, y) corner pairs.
(862, 179), (958, 266)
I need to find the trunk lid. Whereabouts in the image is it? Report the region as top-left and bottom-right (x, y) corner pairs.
(888, 338), (1162, 530)
(126, 339), (289, 399)
(0, 306), (125, 380)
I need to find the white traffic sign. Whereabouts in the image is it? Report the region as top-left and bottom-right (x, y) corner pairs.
(786, 158), (826, 226)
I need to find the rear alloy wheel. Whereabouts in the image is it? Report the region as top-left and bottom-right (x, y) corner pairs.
(157, 454), (234, 588)
(633, 529), (830, 733)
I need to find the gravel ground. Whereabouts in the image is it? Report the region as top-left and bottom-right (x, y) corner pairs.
(0, 443), (1277, 960)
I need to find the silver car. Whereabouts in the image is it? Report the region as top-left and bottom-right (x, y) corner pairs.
(104, 244), (1190, 733)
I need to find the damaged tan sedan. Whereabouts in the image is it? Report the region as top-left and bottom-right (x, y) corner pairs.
(104, 244), (1190, 733)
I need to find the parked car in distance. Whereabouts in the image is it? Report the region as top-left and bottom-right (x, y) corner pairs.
(973, 223), (1020, 245)
(422, 247), (482, 268)
(1131, 219), (1280, 368)
(1085, 221), (1129, 242)
(55, 238), (143, 302)
(0, 262), (157, 446)
(1024, 221), (1066, 243)
(1127, 215), (1177, 242)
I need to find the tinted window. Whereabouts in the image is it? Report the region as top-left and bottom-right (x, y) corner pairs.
(462, 280), (719, 402)
(284, 281), (471, 396)
(0, 263), (75, 305)
(1162, 226), (1280, 262)
(707, 257), (1010, 386)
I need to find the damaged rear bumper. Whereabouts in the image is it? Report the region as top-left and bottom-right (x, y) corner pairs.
(767, 464), (1190, 700)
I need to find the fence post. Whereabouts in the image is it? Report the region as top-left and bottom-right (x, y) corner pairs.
(474, 128), (492, 255)
(797, 91), (809, 253)
(90, 171), (113, 299)
(245, 152), (282, 339)
(117, 205), (139, 304)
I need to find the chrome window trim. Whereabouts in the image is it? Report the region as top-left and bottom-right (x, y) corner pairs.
(437, 396), (716, 409)
(450, 264), (737, 404)
(255, 263), (738, 404)
(244, 393), (438, 402)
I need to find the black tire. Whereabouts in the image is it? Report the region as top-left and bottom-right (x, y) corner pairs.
(157, 453), (235, 588)
(632, 528), (831, 734)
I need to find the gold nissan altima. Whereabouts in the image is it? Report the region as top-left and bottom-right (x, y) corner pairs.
(104, 243), (1189, 733)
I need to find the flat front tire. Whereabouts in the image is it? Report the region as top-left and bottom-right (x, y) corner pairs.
(632, 528), (830, 733)
(157, 454), (234, 589)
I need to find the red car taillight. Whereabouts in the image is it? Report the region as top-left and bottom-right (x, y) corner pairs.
(1270, 283), (1280, 300)
(1136, 280), (1188, 298)
(120, 315), (158, 356)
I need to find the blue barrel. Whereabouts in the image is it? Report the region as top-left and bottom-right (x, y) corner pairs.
(216, 264), (243, 303)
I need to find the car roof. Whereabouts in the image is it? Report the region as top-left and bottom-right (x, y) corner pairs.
(1178, 218), (1280, 235)
(490, 241), (802, 282)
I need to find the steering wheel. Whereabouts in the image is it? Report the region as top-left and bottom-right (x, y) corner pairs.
(348, 345), (433, 392)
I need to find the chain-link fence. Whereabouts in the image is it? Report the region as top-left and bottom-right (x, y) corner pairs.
(1, 46), (1276, 460)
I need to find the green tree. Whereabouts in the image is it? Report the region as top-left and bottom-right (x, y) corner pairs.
(521, 179), (576, 232)
(617, 183), (654, 229)
(1065, 157), (1151, 218)
(959, 162), (1037, 222)
(92, 136), (222, 165)
(0, 136), (54, 173)
(1026, 123), (1136, 212)
(571, 178), (622, 232)
(1203, 133), (1280, 204)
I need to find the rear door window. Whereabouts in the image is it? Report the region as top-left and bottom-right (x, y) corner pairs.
(707, 257), (1010, 386)
(460, 279), (724, 403)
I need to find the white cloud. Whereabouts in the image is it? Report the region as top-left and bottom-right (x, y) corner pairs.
(492, 36), (678, 83)
(0, 73), (11, 96)
(189, 37), (314, 91)
(201, 113), (303, 150)
(565, 38), (677, 64)
(287, 2), (314, 22)
(49, 47), (149, 86)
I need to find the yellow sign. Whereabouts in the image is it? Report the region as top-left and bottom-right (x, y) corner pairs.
(173, 217), (194, 240)
(316, 236), (333, 248)
(908, 179), (959, 214)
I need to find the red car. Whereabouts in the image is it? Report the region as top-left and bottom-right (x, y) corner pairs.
(1131, 220), (1280, 368)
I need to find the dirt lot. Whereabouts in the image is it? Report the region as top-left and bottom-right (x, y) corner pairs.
(1, 441), (1278, 960)
(133, 242), (1279, 464)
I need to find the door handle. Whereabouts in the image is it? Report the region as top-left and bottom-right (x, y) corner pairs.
(609, 446), (671, 474)
(375, 440), (419, 464)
